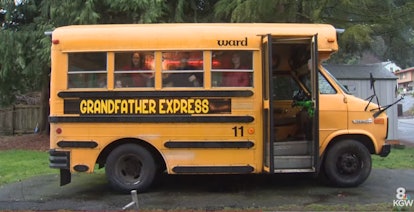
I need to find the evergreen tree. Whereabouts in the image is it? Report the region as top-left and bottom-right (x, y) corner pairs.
(1, 0), (414, 134)
(0, 0), (167, 133)
(212, 0), (414, 67)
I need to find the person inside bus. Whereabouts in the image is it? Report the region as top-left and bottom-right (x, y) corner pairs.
(294, 58), (312, 91)
(121, 52), (153, 87)
(163, 52), (203, 87)
(291, 54), (312, 140)
(221, 52), (250, 87)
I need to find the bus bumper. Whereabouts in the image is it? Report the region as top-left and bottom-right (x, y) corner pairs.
(379, 144), (391, 157)
(49, 149), (71, 186)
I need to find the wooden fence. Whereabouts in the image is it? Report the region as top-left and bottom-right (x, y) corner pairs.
(0, 105), (41, 135)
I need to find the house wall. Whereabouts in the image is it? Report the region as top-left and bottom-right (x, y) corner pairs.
(395, 69), (414, 91)
(338, 79), (398, 141)
(396, 71), (413, 83)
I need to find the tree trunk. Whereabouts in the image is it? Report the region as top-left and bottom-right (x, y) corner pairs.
(39, 70), (50, 135)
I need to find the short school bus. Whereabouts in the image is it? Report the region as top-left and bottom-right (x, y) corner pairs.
(48, 23), (391, 193)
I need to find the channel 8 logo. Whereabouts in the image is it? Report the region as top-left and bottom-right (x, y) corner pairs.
(396, 187), (410, 200)
(394, 187), (413, 207)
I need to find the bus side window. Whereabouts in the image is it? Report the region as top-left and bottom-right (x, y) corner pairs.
(211, 50), (253, 87)
(68, 52), (107, 89)
(114, 52), (155, 88)
(162, 51), (204, 88)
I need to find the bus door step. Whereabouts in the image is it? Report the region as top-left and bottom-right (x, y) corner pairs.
(273, 155), (313, 169)
(273, 141), (309, 156)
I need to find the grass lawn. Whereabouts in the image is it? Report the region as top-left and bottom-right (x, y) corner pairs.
(0, 150), (55, 186)
(372, 146), (414, 169)
(0, 147), (412, 211)
(0, 147), (413, 187)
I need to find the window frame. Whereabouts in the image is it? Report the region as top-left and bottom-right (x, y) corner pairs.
(67, 52), (108, 89)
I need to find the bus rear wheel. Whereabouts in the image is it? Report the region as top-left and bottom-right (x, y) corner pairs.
(324, 140), (371, 187)
(105, 144), (156, 193)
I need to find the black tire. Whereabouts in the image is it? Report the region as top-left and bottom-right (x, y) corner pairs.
(105, 144), (156, 193)
(323, 140), (372, 187)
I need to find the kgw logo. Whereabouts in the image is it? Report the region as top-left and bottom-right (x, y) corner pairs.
(393, 187), (413, 207)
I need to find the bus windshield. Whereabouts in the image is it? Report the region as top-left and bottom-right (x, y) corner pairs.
(323, 67), (351, 94)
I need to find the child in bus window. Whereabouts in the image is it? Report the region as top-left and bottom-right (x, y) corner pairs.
(221, 52), (250, 87)
(163, 52), (203, 87)
(122, 52), (152, 87)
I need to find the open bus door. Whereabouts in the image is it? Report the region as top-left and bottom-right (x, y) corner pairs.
(262, 34), (319, 173)
(261, 34), (274, 172)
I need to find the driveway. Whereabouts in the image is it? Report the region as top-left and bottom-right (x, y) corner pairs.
(398, 94), (414, 147)
(1, 96), (413, 211)
(0, 169), (413, 210)
(398, 118), (414, 147)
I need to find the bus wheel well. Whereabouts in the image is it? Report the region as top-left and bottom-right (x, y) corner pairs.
(326, 134), (376, 154)
(96, 138), (166, 172)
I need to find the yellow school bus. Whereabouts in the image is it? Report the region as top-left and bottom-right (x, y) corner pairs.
(48, 23), (390, 193)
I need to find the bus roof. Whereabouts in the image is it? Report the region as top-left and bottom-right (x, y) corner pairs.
(51, 23), (338, 53)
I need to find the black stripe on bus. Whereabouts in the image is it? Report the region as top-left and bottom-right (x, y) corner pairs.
(164, 141), (254, 149)
(49, 115), (254, 123)
(57, 141), (98, 148)
(57, 90), (253, 98)
(172, 166), (254, 174)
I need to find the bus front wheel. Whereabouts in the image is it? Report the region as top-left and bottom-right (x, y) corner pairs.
(105, 144), (156, 193)
(324, 140), (372, 187)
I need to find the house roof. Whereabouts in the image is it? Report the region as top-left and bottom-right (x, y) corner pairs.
(394, 67), (414, 74)
(323, 63), (398, 80)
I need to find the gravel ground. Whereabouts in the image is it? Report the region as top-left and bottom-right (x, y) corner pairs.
(0, 134), (49, 151)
